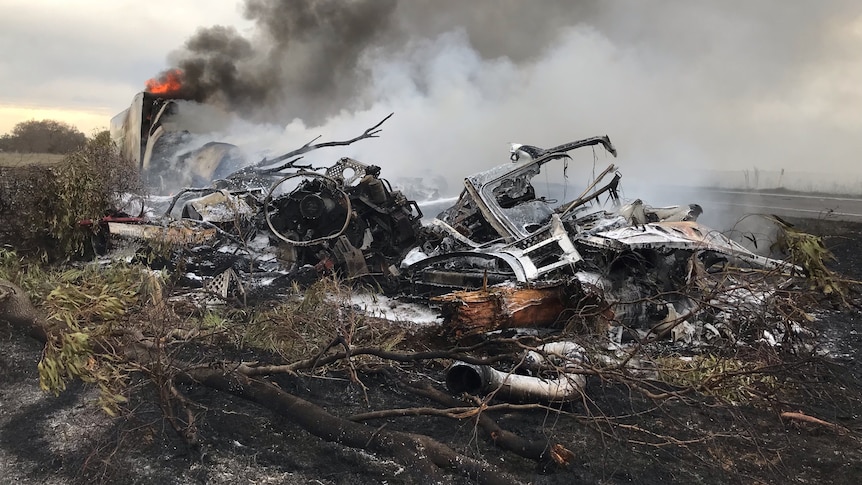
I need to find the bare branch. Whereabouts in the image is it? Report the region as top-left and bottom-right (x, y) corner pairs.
(780, 411), (848, 433)
(253, 112), (394, 169)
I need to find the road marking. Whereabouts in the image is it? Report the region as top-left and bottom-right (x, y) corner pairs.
(705, 189), (862, 203)
(718, 202), (862, 219)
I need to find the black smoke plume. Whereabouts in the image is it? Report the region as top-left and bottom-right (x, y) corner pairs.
(151, 0), (398, 123)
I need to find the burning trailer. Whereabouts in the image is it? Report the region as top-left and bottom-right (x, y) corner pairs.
(110, 91), (244, 194)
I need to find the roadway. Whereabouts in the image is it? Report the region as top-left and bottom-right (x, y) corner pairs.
(673, 188), (862, 225)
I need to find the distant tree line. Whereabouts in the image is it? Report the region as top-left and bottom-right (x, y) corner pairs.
(0, 119), (88, 154)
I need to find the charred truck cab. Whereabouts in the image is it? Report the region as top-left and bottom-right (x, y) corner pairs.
(406, 135), (794, 299)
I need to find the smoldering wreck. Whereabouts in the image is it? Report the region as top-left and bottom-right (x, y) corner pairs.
(96, 92), (816, 405)
(2, 90), (854, 484)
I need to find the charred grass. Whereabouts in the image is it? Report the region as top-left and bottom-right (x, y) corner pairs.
(1, 219), (862, 484)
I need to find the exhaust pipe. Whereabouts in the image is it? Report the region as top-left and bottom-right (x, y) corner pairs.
(445, 342), (587, 402)
(523, 341), (586, 371)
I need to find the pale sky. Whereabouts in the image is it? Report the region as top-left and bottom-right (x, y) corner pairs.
(1, 0), (860, 191)
(0, 0), (251, 134)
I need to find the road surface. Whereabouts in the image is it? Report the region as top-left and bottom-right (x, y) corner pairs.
(668, 188), (862, 226)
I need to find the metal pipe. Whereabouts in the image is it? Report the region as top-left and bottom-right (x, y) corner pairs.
(446, 343), (587, 402)
(523, 341), (587, 372)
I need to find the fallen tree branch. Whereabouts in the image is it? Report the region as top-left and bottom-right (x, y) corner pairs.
(180, 367), (515, 485)
(401, 380), (573, 466)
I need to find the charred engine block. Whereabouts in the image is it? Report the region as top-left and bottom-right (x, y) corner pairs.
(264, 158), (423, 281)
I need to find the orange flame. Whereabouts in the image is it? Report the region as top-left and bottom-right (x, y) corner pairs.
(145, 69), (183, 95)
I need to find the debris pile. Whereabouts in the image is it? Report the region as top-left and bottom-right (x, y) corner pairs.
(95, 110), (831, 405)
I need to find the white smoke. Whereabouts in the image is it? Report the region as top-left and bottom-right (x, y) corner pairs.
(177, 2), (862, 204)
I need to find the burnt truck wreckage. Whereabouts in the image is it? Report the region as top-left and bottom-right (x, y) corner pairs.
(108, 102), (424, 292)
(111, 158), (424, 293)
(405, 138), (800, 348)
(103, 105), (813, 402)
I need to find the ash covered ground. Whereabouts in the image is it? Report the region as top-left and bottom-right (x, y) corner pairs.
(2, 217), (861, 485)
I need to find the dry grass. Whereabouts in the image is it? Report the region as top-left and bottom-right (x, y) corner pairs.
(0, 152), (66, 166)
(238, 277), (407, 363)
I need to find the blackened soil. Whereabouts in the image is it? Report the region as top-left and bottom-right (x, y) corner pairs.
(2, 218), (862, 484)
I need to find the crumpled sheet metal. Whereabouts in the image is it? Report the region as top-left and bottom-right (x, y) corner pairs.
(494, 214), (583, 280)
(581, 221), (800, 272)
(107, 221), (218, 245)
(184, 190), (256, 223)
(413, 214), (581, 285)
